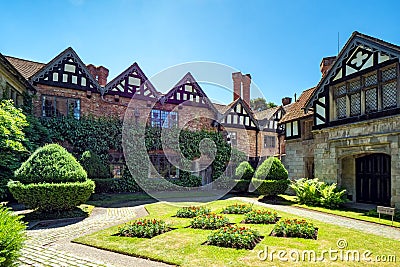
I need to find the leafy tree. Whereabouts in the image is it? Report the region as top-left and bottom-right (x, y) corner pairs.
(250, 97), (277, 112)
(0, 100), (28, 198)
(80, 150), (110, 179)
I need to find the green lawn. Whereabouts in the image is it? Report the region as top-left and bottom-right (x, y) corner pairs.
(74, 200), (399, 266)
(276, 195), (400, 228)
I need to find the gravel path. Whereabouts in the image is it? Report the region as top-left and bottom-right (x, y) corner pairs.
(235, 197), (400, 241)
(19, 205), (173, 267)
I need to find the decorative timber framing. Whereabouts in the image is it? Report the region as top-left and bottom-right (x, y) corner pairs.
(305, 31), (400, 129)
(104, 62), (159, 99)
(161, 72), (219, 114)
(31, 47), (102, 93)
(219, 98), (259, 130)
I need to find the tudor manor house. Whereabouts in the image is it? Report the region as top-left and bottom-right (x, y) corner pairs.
(1, 31), (400, 208)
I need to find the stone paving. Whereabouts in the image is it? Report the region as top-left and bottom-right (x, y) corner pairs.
(19, 205), (171, 267)
(236, 196), (400, 241)
(17, 196), (400, 267)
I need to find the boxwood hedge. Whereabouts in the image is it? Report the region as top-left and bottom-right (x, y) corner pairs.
(15, 144), (87, 184)
(8, 180), (95, 212)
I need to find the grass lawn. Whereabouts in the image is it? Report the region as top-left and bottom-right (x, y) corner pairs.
(74, 199), (400, 266)
(276, 195), (400, 228)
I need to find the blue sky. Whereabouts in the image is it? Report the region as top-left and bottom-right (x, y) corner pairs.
(1, 0), (400, 105)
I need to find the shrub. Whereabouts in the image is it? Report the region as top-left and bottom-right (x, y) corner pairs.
(92, 178), (116, 193)
(118, 218), (170, 238)
(221, 203), (252, 214)
(190, 213), (230, 229)
(253, 157), (290, 197)
(206, 225), (261, 249)
(319, 183), (347, 208)
(80, 151), (109, 179)
(255, 179), (290, 196)
(14, 144), (87, 184)
(0, 100), (29, 199)
(175, 206), (210, 218)
(271, 218), (317, 239)
(290, 178), (347, 208)
(235, 161), (254, 180)
(244, 209), (279, 224)
(254, 157), (288, 180)
(0, 206), (26, 266)
(232, 179), (250, 192)
(8, 180), (95, 212)
(172, 172), (202, 187)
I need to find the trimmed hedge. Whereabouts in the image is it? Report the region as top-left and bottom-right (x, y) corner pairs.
(15, 144), (87, 184)
(254, 157), (288, 180)
(255, 179), (290, 196)
(232, 179), (250, 192)
(0, 206), (26, 266)
(80, 151), (109, 179)
(235, 161), (254, 180)
(8, 180), (95, 212)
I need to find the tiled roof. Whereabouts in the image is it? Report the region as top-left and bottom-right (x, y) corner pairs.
(5, 56), (45, 79)
(255, 106), (280, 120)
(213, 103), (230, 114)
(280, 87), (316, 123)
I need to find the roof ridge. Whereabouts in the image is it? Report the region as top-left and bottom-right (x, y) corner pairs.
(5, 55), (45, 65)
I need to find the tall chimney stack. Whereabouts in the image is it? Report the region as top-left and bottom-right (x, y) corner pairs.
(320, 56), (336, 77)
(241, 73), (251, 107)
(232, 72), (242, 101)
(87, 64), (98, 80)
(97, 66), (109, 87)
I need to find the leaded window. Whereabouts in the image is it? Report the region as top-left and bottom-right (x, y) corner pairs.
(364, 73), (377, 87)
(336, 96), (347, 119)
(382, 81), (397, 109)
(382, 67), (397, 82)
(332, 63), (398, 120)
(264, 135), (275, 148)
(41, 95), (80, 119)
(150, 109), (178, 128)
(350, 92), (361, 116)
(365, 88), (378, 113)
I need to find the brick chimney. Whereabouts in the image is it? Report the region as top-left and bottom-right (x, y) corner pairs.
(86, 64), (109, 87)
(320, 56), (336, 77)
(232, 72), (251, 106)
(232, 72), (242, 101)
(282, 97), (292, 106)
(87, 64), (98, 80)
(97, 66), (109, 87)
(241, 73), (251, 107)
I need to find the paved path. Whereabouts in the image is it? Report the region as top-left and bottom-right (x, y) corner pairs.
(19, 205), (173, 267)
(236, 197), (400, 241)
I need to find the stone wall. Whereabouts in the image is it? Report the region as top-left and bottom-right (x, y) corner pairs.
(313, 115), (400, 208)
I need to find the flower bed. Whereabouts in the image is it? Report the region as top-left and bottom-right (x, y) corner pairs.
(175, 206), (210, 218)
(206, 225), (261, 249)
(271, 218), (318, 239)
(221, 203), (252, 214)
(118, 218), (170, 238)
(243, 209), (279, 224)
(190, 213), (230, 229)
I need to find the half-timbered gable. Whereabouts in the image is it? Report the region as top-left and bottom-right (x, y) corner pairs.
(31, 47), (101, 93)
(105, 62), (159, 100)
(220, 98), (258, 130)
(303, 32), (400, 208)
(162, 72), (216, 110)
(306, 32), (400, 129)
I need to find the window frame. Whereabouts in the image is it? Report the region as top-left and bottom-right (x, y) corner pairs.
(41, 94), (81, 119)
